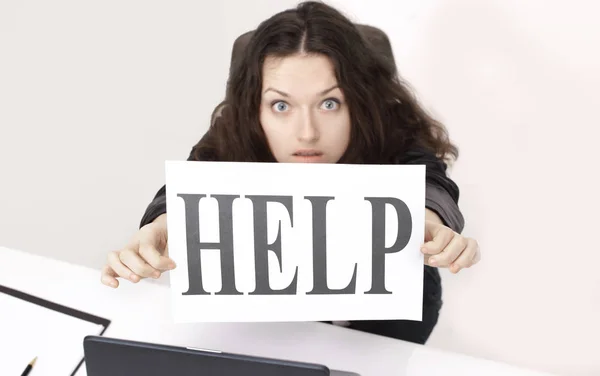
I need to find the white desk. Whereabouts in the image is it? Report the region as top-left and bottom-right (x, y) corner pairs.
(0, 246), (554, 376)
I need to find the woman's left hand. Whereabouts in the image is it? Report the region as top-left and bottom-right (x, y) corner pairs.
(421, 220), (481, 273)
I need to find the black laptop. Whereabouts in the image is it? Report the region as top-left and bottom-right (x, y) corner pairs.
(83, 336), (360, 376)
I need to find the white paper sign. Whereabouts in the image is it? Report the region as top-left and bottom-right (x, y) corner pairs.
(165, 161), (425, 323)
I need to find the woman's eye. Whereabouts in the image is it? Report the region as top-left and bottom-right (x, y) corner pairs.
(321, 99), (339, 110)
(272, 101), (289, 112)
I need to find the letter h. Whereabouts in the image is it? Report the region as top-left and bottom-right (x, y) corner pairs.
(177, 194), (242, 295)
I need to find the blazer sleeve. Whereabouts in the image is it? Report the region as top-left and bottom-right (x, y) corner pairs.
(399, 148), (465, 233)
(138, 144), (200, 229)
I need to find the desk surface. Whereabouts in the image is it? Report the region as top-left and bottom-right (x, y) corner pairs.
(0, 246), (554, 376)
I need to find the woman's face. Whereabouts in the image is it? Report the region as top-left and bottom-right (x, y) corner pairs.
(259, 53), (351, 163)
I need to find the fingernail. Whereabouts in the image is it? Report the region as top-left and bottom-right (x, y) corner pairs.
(420, 247), (427, 253)
(153, 271), (160, 279)
(130, 274), (139, 282)
(429, 258), (436, 266)
(169, 263), (176, 269)
(110, 281), (117, 287)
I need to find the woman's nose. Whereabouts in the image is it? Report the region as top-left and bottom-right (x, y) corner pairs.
(296, 110), (319, 143)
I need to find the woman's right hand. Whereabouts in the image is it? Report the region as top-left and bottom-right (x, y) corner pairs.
(101, 214), (176, 288)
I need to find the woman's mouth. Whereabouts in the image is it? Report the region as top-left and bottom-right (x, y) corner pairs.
(292, 149), (324, 161)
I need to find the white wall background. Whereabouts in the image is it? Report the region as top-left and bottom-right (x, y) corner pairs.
(1, 1), (598, 375)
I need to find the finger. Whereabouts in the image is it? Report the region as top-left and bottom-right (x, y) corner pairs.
(101, 265), (119, 288)
(450, 238), (479, 273)
(107, 251), (140, 283)
(139, 241), (175, 272)
(119, 248), (160, 279)
(428, 234), (468, 267)
(422, 223), (455, 255)
(108, 250), (140, 282)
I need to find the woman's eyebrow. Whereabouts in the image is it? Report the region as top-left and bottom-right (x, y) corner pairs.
(263, 84), (340, 97)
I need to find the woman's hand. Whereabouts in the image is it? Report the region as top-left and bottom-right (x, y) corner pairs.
(101, 214), (176, 288)
(421, 218), (481, 273)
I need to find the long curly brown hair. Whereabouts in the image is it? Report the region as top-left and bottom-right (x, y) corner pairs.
(193, 1), (458, 166)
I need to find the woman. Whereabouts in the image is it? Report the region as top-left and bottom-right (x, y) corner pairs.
(100, 1), (480, 345)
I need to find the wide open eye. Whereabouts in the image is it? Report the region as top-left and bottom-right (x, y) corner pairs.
(321, 98), (340, 110)
(272, 101), (289, 112)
